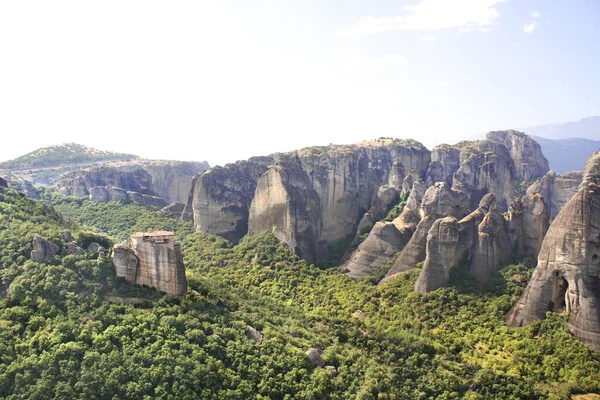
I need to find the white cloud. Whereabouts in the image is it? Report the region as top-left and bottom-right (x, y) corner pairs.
(531, 10), (540, 19)
(420, 35), (438, 41)
(363, 54), (408, 67)
(337, 0), (507, 39)
(524, 20), (537, 33)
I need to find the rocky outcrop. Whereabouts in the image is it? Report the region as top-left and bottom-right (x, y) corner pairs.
(161, 202), (185, 214)
(506, 194), (549, 259)
(506, 151), (600, 352)
(88, 185), (167, 208)
(452, 140), (518, 211)
(246, 326), (263, 344)
(469, 206), (512, 283)
(112, 230), (187, 296)
(414, 216), (460, 294)
(0, 177), (7, 188)
(486, 130), (549, 182)
(381, 182), (469, 282)
(58, 166), (156, 197)
(414, 194), (497, 293)
(30, 234), (59, 263)
(526, 171), (582, 218)
(118, 161), (209, 204)
(188, 139), (431, 260)
(184, 159), (272, 243)
(306, 348), (325, 367)
(342, 180), (427, 279)
(426, 144), (460, 186)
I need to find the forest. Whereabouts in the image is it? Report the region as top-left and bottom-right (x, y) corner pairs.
(0, 187), (599, 399)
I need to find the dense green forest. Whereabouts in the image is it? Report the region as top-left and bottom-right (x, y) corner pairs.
(1, 187), (599, 399)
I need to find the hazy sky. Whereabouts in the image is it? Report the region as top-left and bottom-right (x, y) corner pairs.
(1, 0), (599, 167)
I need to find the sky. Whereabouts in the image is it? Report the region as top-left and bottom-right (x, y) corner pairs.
(1, 0), (599, 167)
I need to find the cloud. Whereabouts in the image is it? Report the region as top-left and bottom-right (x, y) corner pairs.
(337, 0), (507, 39)
(524, 20), (536, 33)
(363, 54), (408, 67)
(420, 35), (438, 41)
(531, 10), (540, 19)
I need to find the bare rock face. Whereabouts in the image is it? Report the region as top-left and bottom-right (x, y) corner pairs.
(112, 230), (187, 296)
(120, 161), (209, 204)
(469, 207), (512, 283)
(58, 166), (156, 197)
(161, 202), (185, 214)
(0, 177), (7, 188)
(506, 150), (600, 352)
(184, 159), (272, 243)
(486, 130), (549, 182)
(414, 194), (501, 293)
(426, 144), (460, 186)
(506, 194), (549, 259)
(381, 182), (469, 282)
(526, 170), (582, 218)
(340, 180), (428, 279)
(415, 216), (460, 294)
(248, 161), (322, 263)
(246, 326), (263, 344)
(87, 185), (167, 208)
(453, 140), (518, 211)
(31, 234), (59, 263)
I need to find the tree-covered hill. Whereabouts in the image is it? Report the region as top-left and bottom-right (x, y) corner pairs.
(1, 188), (600, 399)
(0, 143), (138, 170)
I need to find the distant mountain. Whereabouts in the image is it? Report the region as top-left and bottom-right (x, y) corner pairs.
(531, 136), (600, 174)
(0, 143), (138, 170)
(522, 116), (600, 140)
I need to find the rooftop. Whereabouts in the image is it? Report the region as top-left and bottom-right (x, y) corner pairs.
(131, 229), (174, 238)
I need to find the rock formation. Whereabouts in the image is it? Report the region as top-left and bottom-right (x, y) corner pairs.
(112, 230), (187, 296)
(381, 182), (469, 282)
(30, 234), (59, 263)
(506, 194), (549, 259)
(469, 206), (512, 283)
(88, 185), (167, 208)
(161, 202), (186, 214)
(184, 159), (272, 243)
(342, 180), (427, 279)
(486, 130), (549, 182)
(58, 166), (156, 197)
(118, 161), (209, 204)
(426, 144), (460, 186)
(526, 170), (582, 218)
(305, 348), (325, 367)
(0, 177), (7, 188)
(506, 150), (600, 352)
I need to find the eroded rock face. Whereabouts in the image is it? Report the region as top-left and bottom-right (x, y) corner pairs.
(87, 185), (167, 208)
(469, 207), (512, 283)
(381, 182), (469, 282)
(453, 140), (517, 211)
(185, 159), (272, 243)
(161, 202), (185, 214)
(0, 177), (7, 188)
(526, 171), (582, 218)
(112, 230), (187, 296)
(426, 144), (460, 186)
(340, 180), (428, 279)
(414, 216), (460, 294)
(506, 150), (600, 352)
(486, 130), (549, 182)
(506, 194), (549, 259)
(58, 166), (156, 197)
(31, 234), (59, 263)
(306, 348), (325, 367)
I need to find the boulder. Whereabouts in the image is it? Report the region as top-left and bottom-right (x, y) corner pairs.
(30, 234), (59, 263)
(246, 326), (263, 344)
(66, 242), (85, 256)
(58, 230), (74, 242)
(87, 242), (102, 254)
(506, 150), (600, 352)
(306, 348), (325, 367)
(324, 366), (338, 376)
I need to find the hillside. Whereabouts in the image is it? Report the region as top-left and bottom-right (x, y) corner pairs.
(0, 143), (138, 170)
(532, 136), (600, 173)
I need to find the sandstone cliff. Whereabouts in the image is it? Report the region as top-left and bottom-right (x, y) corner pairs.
(486, 130), (549, 182)
(506, 150), (600, 352)
(112, 230), (187, 296)
(58, 166), (157, 197)
(188, 139), (431, 260)
(381, 182), (469, 282)
(526, 170), (582, 218)
(506, 194), (549, 260)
